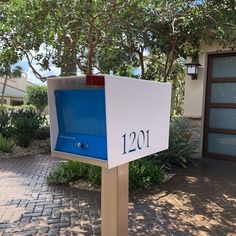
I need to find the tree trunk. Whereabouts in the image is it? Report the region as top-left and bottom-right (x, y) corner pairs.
(61, 35), (77, 76)
(1, 75), (8, 108)
(138, 52), (145, 80)
(87, 47), (94, 75)
(170, 77), (177, 117)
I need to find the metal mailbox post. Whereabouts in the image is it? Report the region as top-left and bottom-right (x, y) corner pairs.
(47, 75), (172, 236)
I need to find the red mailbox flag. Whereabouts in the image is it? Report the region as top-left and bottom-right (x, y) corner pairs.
(86, 75), (105, 86)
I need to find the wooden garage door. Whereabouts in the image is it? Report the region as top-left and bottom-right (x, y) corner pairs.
(203, 53), (236, 160)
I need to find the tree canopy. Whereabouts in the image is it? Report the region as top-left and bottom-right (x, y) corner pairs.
(0, 0), (235, 81)
(27, 85), (48, 114)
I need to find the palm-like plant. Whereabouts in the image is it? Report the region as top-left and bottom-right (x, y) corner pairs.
(0, 62), (23, 107)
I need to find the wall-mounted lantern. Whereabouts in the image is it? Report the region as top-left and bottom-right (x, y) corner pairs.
(185, 55), (201, 80)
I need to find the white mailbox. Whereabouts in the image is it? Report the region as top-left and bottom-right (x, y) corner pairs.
(47, 75), (171, 169)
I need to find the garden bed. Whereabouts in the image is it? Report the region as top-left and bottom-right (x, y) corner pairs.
(0, 139), (50, 159)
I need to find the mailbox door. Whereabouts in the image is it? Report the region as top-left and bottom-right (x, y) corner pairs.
(55, 133), (107, 160)
(54, 89), (107, 160)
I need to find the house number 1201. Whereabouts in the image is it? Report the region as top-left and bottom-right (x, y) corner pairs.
(122, 130), (150, 155)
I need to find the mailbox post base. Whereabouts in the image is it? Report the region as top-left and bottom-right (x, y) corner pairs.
(101, 163), (129, 236)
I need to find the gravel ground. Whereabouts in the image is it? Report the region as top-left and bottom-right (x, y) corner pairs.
(0, 139), (51, 159)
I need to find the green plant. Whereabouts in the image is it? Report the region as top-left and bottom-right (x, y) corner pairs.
(35, 126), (50, 140)
(47, 161), (90, 185)
(0, 108), (10, 137)
(129, 158), (165, 189)
(0, 134), (15, 153)
(27, 85), (48, 114)
(0, 56), (22, 108)
(156, 116), (197, 168)
(47, 158), (165, 189)
(2, 104), (36, 110)
(10, 109), (44, 147)
(87, 165), (101, 185)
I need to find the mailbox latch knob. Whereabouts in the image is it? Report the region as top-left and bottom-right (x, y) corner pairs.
(75, 142), (89, 149)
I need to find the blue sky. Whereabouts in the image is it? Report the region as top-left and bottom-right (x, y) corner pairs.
(15, 42), (145, 83)
(14, 57), (60, 85)
(16, 58), (142, 83)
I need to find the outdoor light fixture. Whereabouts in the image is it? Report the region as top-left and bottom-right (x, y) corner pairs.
(185, 55), (201, 80)
(41, 77), (47, 83)
(41, 75), (56, 83)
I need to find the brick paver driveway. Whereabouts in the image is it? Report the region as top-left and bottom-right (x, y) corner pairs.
(0, 155), (235, 236)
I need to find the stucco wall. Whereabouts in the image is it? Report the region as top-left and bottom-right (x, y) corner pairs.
(184, 42), (235, 118)
(183, 42), (236, 157)
(0, 73), (36, 104)
(0, 73), (29, 92)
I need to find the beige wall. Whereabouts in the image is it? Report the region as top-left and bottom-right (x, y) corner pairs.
(0, 72), (35, 93)
(0, 73), (35, 105)
(5, 97), (11, 105)
(0, 73), (28, 91)
(183, 42), (236, 157)
(184, 43), (236, 118)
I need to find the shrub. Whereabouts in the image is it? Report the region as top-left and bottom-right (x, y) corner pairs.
(2, 104), (36, 110)
(87, 165), (101, 185)
(129, 158), (165, 189)
(0, 134), (15, 153)
(47, 161), (91, 185)
(10, 109), (44, 147)
(27, 85), (48, 114)
(47, 159), (165, 189)
(156, 116), (197, 168)
(35, 126), (50, 140)
(0, 109), (10, 137)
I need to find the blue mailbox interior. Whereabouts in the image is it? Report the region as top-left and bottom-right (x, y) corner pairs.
(54, 89), (108, 160)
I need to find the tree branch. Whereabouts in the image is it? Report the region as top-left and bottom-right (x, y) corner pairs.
(92, 63), (106, 74)
(147, 56), (166, 67)
(73, 55), (87, 73)
(24, 52), (43, 81)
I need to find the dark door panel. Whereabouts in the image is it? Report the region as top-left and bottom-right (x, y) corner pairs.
(203, 53), (236, 160)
